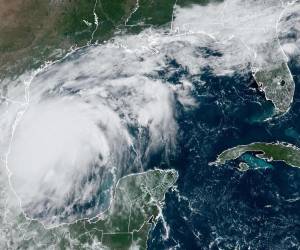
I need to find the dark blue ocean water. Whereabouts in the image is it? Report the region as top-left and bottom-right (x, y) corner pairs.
(148, 59), (300, 249)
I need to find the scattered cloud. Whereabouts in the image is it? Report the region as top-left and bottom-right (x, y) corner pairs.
(1, 0), (299, 225)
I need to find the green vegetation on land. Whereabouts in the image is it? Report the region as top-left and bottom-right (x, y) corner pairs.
(0, 0), (225, 79)
(14, 169), (178, 249)
(212, 142), (300, 168)
(0, 0), (137, 79)
(253, 62), (294, 114)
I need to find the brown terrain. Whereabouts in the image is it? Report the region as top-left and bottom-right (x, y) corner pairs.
(0, 0), (71, 79)
(0, 0), (138, 80)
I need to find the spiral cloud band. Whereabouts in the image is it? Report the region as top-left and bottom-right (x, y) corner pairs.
(3, 40), (189, 224)
(0, 0), (298, 226)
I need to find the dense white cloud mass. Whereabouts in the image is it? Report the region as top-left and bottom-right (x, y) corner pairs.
(0, 0), (299, 226)
(2, 40), (186, 224)
(278, 2), (300, 59)
(9, 99), (115, 216)
(172, 0), (296, 72)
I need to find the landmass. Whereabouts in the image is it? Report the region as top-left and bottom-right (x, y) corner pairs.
(211, 141), (300, 169)
(0, 0), (139, 79)
(253, 61), (294, 114)
(10, 169), (178, 249)
(237, 162), (250, 172)
(1, 0), (296, 115)
(0, 0), (226, 80)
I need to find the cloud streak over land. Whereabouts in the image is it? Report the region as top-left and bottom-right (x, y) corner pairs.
(0, 0), (299, 226)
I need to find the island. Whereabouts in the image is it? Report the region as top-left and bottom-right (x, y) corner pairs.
(211, 141), (300, 169)
(13, 169), (178, 249)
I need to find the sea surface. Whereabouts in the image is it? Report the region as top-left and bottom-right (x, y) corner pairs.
(148, 59), (300, 249)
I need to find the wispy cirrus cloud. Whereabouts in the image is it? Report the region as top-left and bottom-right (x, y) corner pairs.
(1, 0), (299, 226)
